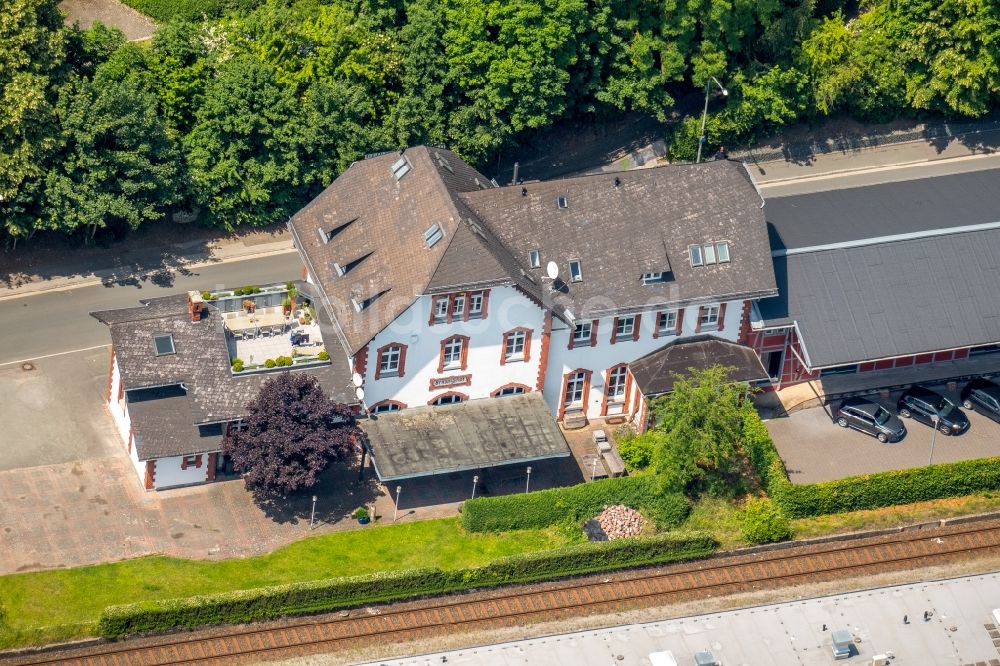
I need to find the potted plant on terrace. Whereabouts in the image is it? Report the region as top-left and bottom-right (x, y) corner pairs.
(282, 297), (292, 315)
(242, 299), (256, 314)
(352, 506), (370, 524)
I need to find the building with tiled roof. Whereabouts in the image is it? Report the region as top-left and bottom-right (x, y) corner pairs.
(289, 146), (776, 446)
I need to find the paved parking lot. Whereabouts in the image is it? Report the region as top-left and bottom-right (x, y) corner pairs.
(0, 347), (121, 471)
(767, 385), (1000, 484)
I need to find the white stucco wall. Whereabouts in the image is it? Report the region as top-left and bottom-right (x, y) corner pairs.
(108, 355), (131, 444)
(153, 454), (211, 489)
(543, 299), (745, 420)
(363, 286), (545, 408)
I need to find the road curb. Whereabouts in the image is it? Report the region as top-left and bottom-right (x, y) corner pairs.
(0, 244), (298, 302)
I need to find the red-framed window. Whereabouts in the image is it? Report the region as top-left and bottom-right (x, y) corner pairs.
(653, 310), (682, 338)
(492, 383), (531, 397)
(429, 290), (490, 325)
(181, 454), (202, 470)
(568, 319), (599, 350)
(611, 314), (642, 344)
(438, 334), (470, 372)
(601, 364), (631, 416)
(370, 399), (407, 414)
(559, 368), (593, 420)
(428, 391), (468, 406)
(695, 303), (726, 333)
(500, 327), (533, 364)
(374, 342), (407, 379)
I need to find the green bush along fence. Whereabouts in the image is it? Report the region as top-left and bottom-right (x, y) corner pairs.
(461, 476), (690, 532)
(741, 407), (1000, 518)
(98, 533), (716, 639)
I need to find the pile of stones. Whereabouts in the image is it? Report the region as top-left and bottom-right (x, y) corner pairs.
(583, 504), (646, 541)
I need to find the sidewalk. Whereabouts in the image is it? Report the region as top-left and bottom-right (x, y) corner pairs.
(0, 225), (295, 300)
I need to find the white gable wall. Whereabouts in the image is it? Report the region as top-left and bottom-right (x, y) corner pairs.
(543, 299), (745, 420)
(362, 286), (545, 408)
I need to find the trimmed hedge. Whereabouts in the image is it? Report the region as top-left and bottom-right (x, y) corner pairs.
(461, 476), (690, 532)
(741, 407), (1000, 519)
(772, 456), (1000, 518)
(98, 533), (716, 638)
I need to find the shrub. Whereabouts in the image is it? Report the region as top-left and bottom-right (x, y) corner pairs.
(97, 533), (716, 639)
(317, 351), (329, 361)
(231, 358), (244, 372)
(264, 359), (276, 368)
(275, 356), (293, 367)
(740, 497), (792, 544)
(462, 476), (690, 532)
(617, 431), (657, 471)
(772, 456), (1000, 518)
(740, 405), (789, 491)
(200, 291), (212, 301)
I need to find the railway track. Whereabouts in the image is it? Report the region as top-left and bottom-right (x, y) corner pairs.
(9, 519), (1000, 666)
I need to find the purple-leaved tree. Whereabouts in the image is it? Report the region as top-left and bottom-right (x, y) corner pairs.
(224, 372), (362, 499)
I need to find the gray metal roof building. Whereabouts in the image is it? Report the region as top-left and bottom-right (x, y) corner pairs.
(362, 393), (571, 481)
(759, 168), (1000, 368)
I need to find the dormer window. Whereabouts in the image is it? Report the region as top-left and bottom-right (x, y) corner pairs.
(690, 241), (731, 267)
(317, 227), (331, 244)
(424, 223), (444, 248)
(153, 334), (175, 356)
(702, 243), (717, 265)
(351, 290), (388, 313)
(568, 260), (582, 282)
(332, 262), (346, 277)
(391, 155), (411, 181)
(435, 151), (453, 173)
(557, 196), (568, 209)
(528, 250), (540, 268)
(642, 272), (665, 284)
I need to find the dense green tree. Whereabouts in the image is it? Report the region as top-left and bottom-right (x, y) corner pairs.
(651, 365), (754, 497)
(0, 0), (66, 242)
(148, 20), (212, 137)
(64, 22), (126, 78)
(443, 0), (587, 160)
(43, 60), (181, 236)
(184, 55), (309, 229)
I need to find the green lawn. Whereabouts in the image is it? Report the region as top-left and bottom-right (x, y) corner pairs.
(0, 518), (572, 649)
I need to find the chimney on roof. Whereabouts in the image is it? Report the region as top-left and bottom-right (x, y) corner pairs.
(511, 162), (520, 186)
(187, 291), (205, 322)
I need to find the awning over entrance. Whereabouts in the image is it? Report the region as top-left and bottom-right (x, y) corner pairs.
(361, 393), (571, 481)
(629, 335), (769, 396)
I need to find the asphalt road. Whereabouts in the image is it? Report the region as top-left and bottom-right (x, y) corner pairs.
(0, 252), (302, 365)
(759, 151), (1000, 197)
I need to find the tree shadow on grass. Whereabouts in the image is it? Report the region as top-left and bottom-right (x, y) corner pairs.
(252, 462), (383, 526)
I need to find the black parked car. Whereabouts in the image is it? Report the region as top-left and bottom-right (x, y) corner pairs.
(834, 398), (906, 443)
(961, 378), (1000, 424)
(896, 385), (970, 435)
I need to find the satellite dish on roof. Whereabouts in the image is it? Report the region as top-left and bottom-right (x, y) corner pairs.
(355, 387), (365, 402)
(352, 372), (363, 388)
(545, 261), (559, 281)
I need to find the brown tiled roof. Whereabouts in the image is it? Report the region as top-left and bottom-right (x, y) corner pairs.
(460, 160), (778, 318)
(288, 146), (513, 355)
(629, 335), (769, 396)
(92, 296), (355, 458)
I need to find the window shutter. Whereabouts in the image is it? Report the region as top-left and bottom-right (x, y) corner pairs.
(437, 340), (446, 373)
(717, 303), (728, 331)
(195, 454), (203, 468)
(481, 289), (491, 319)
(398, 345), (407, 378)
(459, 336), (469, 370)
(632, 313), (642, 342)
(523, 329), (533, 362)
(653, 312), (661, 339)
(590, 320), (599, 347)
(675, 308), (685, 336)
(181, 457), (187, 470)
(500, 332), (508, 366)
(611, 317), (620, 344)
(695, 306), (704, 334)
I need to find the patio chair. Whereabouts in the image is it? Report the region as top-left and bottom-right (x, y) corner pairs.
(232, 329), (244, 341)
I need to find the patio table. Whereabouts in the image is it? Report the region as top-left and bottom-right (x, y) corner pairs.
(226, 310), (287, 333)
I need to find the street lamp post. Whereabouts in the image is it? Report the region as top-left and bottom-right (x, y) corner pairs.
(309, 495), (318, 529)
(525, 466), (532, 493)
(393, 485), (402, 522)
(928, 415), (940, 466)
(472, 475), (479, 500)
(696, 76), (728, 164)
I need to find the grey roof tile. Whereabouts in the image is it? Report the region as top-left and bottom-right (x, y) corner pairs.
(629, 335), (768, 396)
